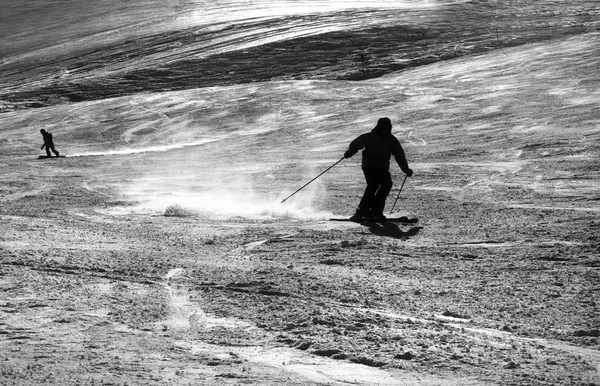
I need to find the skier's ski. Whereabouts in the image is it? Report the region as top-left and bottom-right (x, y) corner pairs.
(330, 216), (418, 224)
(38, 155), (65, 159)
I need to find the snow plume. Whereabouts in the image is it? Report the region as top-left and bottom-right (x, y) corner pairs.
(122, 172), (332, 221)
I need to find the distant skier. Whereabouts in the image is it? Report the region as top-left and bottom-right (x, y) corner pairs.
(40, 129), (60, 157)
(344, 117), (413, 220)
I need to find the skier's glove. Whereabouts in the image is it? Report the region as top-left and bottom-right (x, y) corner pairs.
(406, 169), (413, 177)
(344, 150), (353, 159)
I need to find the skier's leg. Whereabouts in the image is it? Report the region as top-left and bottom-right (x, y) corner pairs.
(372, 170), (392, 217)
(356, 167), (380, 217)
(45, 145), (51, 157)
(50, 143), (59, 157)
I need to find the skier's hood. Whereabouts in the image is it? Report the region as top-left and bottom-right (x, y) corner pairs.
(372, 117), (392, 137)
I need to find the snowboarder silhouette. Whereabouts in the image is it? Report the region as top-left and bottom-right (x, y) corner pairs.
(40, 129), (60, 157)
(344, 117), (413, 221)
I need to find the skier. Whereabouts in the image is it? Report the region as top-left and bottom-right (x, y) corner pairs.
(40, 129), (60, 157)
(343, 117), (413, 220)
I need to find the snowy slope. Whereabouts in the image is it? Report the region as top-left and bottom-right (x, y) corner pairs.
(0, 3), (599, 386)
(1, 32), (598, 220)
(1, 1), (598, 101)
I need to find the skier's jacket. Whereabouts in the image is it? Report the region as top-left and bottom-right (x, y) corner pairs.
(346, 126), (410, 173)
(42, 131), (54, 146)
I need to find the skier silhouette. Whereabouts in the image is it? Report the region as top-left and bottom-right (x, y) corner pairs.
(40, 129), (60, 157)
(344, 117), (413, 220)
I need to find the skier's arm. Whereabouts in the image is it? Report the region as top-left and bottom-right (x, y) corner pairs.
(344, 134), (367, 158)
(393, 141), (413, 176)
(41, 143), (46, 149)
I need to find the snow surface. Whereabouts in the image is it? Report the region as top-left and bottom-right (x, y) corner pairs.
(0, 1), (599, 385)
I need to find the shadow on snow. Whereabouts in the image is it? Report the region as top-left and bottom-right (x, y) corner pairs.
(364, 224), (422, 239)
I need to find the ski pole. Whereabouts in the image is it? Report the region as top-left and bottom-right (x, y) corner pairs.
(389, 174), (408, 214)
(281, 157), (345, 203)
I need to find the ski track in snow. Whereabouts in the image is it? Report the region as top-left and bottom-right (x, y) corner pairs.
(69, 138), (224, 157)
(508, 204), (600, 213)
(161, 268), (251, 331)
(360, 307), (600, 377)
(160, 268), (600, 383)
(161, 268), (490, 386)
